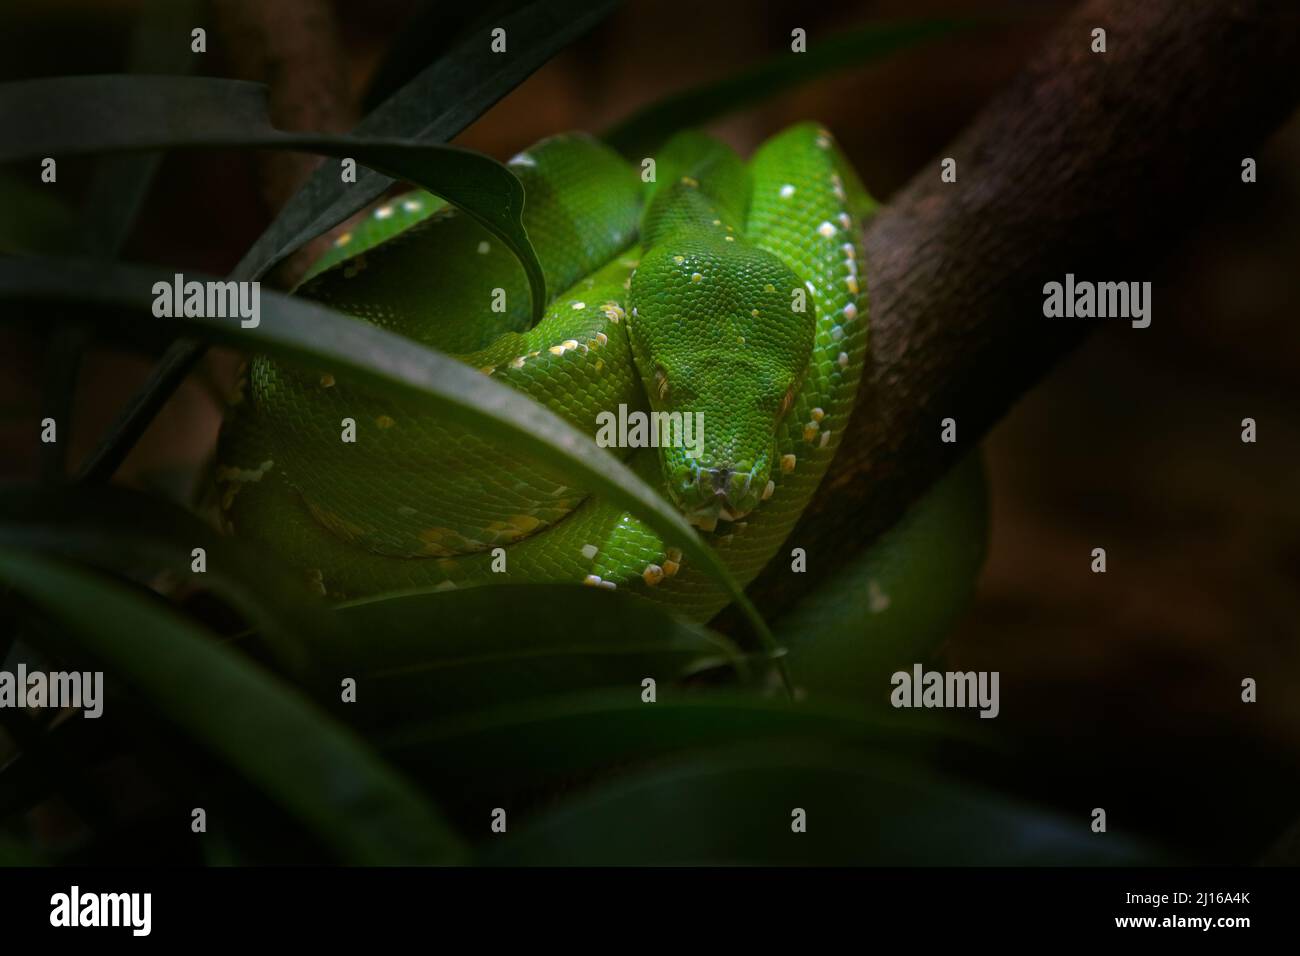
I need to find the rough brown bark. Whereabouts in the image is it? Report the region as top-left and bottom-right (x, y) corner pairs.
(734, 0), (1300, 625)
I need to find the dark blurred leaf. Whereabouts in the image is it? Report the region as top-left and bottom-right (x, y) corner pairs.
(362, 0), (539, 114)
(0, 750), (48, 824)
(330, 585), (744, 726)
(377, 690), (978, 803)
(0, 172), (82, 254)
(0, 832), (42, 866)
(0, 484), (343, 680)
(482, 739), (1166, 865)
(605, 18), (978, 158)
(0, 257), (774, 652)
(776, 452), (989, 704)
(0, 547), (465, 865)
(0, 76), (545, 320)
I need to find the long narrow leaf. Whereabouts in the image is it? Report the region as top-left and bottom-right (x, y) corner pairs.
(0, 76), (545, 318)
(377, 690), (979, 804)
(0, 484), (345, 681)
(482, 740), (1166, 865)
(241, 0), (622, 279)
(0, 547), (465, 865)
(326, 585), (744, 726)
(0, 257), (776, 652)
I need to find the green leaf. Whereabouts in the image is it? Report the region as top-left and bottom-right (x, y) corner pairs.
(328, 585), (745, 728)
(0, 484), (344, 681)
(605, 17), (979, 158)
(0, 75), (545, 318)
(0, 546), (466, 865)
(376, 691), (978, 806)
(241, 0), (622, 279)
(0, 257), (776, 654)
(775, 451), (989, 704)
(481, 739), (1166, 865)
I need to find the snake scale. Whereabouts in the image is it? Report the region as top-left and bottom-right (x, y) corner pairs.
(217, 124), (878, 622)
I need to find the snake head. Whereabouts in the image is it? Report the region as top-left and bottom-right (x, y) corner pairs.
(628, 237), (814, 530)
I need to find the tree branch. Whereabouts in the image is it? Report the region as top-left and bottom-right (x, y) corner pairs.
(736, 0), (1300, 623)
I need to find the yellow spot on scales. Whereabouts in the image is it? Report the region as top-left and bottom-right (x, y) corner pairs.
(319, 373), (335, 388)
(643, 564), (664, 586)
(376, 415), (396, 429)
(781, 453), (797, 473)
(418, 527), (461, 556)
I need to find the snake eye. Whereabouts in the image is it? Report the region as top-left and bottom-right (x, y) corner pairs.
(654, 366), (670, 401)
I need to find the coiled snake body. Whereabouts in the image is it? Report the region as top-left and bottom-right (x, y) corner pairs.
(219, 124), (875, 621)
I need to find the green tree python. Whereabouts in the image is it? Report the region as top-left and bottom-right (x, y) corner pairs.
(217, 123), (987, 636)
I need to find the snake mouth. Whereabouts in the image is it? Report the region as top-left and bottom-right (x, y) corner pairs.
(678, 466), (758, 531)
